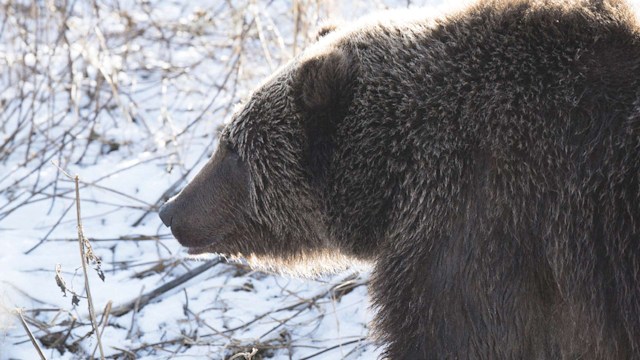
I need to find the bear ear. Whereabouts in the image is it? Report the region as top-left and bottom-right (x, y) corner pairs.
(294, 48), (356, 183)
(315, 22), (340, 40)
(294, 48), (357, 113)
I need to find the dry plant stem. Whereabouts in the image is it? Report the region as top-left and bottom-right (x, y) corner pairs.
(126, 285), (145, 339)
(73, 175), (105, 360)
(228, 347), (258, 360)
(110, 259), (219, 317)
(15, 308), (47, 360)
(92, 301), (112, 358)
(299, 338), (366, 360)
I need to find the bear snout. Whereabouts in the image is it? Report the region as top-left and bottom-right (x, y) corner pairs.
(157, 200), (198, 247)
(158, 200), (176, 227)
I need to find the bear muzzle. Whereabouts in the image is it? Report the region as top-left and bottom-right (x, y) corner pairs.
(158, 196), (213, 249)
(158, 141), (252, 253)
(158, 200), (175, 227)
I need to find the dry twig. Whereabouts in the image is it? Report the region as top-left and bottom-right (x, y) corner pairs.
(229, 347), (258, 360)
(15, 308), (47, 360)
(73, 174), (105, 360)
(52, 161), (106, 360)
(110, 259), (220, 317)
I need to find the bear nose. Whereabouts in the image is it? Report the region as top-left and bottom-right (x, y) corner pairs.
(158, 201), (175, 227)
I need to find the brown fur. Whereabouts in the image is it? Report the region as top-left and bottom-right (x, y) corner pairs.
(160, 0), (640, 358)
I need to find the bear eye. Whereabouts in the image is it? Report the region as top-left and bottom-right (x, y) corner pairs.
(221, 140), (243, 162)
(218, 137), (234, 152)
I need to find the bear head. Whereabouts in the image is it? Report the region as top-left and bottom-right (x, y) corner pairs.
(158, 38), (361, 275)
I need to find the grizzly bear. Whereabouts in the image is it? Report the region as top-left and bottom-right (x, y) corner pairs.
(159, 0), (640, 358)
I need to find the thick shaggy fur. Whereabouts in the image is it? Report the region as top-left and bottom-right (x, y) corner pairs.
(160, 0), (640, 358)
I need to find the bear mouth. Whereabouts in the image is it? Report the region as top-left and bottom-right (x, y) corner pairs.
(186, 244), (217, 255)
(170, 225), (226, 254)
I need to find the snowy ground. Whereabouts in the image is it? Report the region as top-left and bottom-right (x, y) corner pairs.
(0, 0), (447, 359)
